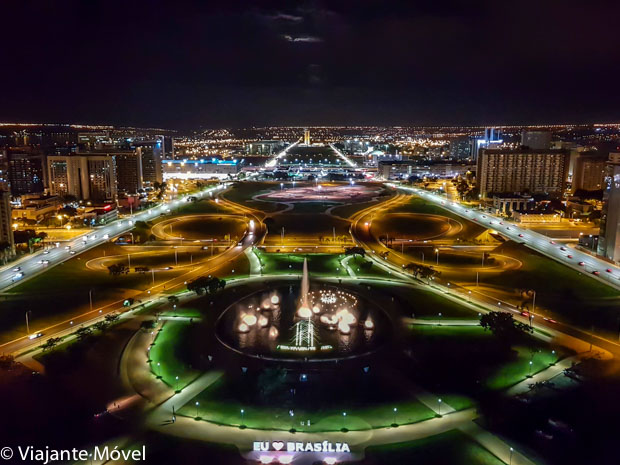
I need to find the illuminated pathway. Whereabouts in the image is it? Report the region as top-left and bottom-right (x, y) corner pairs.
(329, 143), (357, 167)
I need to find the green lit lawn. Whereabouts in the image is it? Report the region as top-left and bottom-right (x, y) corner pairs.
(255, 250), (349, 277)
(149, 321), (200, 390)
(373, 283), (482, 319)
(407, 325), (569, 392)
(0, 243), (188, 343)
(365, 430), (505, 465)
(179, 377), (435, 432)
(483, 242), (620, 334)
(485, 345), (559, 390)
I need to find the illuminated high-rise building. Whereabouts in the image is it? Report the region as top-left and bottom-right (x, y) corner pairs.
(0, 189), (15, 258)
(598, 153), (620, 262)
(303, 128), (310, 146)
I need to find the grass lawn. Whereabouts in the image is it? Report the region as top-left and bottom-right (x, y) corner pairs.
(179, 376), (435, 432)
(364, 430), (504, 465)
(390, 197), (485, 240)
(0, 243), (188, 343)
(407, 325), (570, 393)
(255, 250), (349, 278)
(373, 283), (482, 319)
(483, 242), (620, 334)
(485, 345), (559, 390)
(175, 198), (229, 215)
(222, 182), (287, 213)
(290, 202), (338, 213)
(149, 321), (201, 390)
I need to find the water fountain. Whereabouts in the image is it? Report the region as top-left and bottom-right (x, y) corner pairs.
(216, 259), (391, 361)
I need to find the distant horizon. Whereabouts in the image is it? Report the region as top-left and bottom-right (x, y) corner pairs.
(1, 120), (620, 132)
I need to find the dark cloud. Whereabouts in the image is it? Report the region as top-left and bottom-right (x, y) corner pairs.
(0, 0), (618, 128)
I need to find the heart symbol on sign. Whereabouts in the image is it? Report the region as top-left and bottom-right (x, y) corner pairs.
(272, 441), (284, 451)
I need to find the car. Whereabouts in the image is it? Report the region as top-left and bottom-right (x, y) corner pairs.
(12, 266), (21, 272)
(521, 311), (530, 317)
(164, 266), (173, 270)
(64, 245), (71, 250)
(237, 242), (243, 246)
(28, 332), (43, 340)
(518, 234), (524, 238)
(42, 250), (50, 254)
(560, 246), (567, 251)
(606, 268), (613, 273)
(38, 259), (50, 265)
(103, 234), (109, 239)
(506, 226), (511, 230)
(499, 222), (504, 225)
(550, 240), (556, 245)
(592, 270), (600, 276)
(567, 255), (573, 259)
(14, 272), (24, 279)
(69, 250), (76, 255)
(482, 215), (487, 218)
(578, 261), (585, 266)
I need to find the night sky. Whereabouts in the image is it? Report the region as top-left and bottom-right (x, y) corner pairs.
(1, 0), (619, 129)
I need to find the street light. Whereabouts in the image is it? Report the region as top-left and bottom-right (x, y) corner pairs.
(195, 401), (200, 417)
(393, 407), (398, 425)
(175, 375), (179, 392)
(342, 411), (347, 430)
(510, 447), (514, 465)
(437, 398), (442, 416)
(241, 408), (245, 425)
(435, 248), (439, 265)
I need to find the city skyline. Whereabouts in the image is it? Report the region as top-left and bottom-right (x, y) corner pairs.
(2, 1), (620, 128)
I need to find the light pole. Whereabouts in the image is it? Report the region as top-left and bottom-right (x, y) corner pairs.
(25, 310), (31, 334)
(421, 251), (424, 264)
(435, 248), (439, 265)
(241, 408), (245, 425)
(195, 401), (200, 417)
(89, 289), (93, 312)
(509, 447), (513, 465)
(156, 362), (161, 378)
(342, 411), (347, 430)
(175, 375), (179, 392)
(393, 407), (398, 425)
(438, 398), (442, 416)
(528, 360), (533, 377)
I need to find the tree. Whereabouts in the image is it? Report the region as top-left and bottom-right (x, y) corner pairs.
(0, 354), (16, 370)
(0, 241), (11, 265)
(108, 263), (129, 275)
(344, 246), (365, 258)
(93, 321), (109, 332)
(480, 311), (533, 344)
(187, 276), (226, 295)
(75, 326), (93, 341)
(42, 337), (62, 351)
(104, 313), (120, 323)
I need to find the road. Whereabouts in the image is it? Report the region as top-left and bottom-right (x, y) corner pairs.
(0, 189), (266, 356)
(0, 184), (230, 294)
(390, 183), (620, 289)
(350, 191), (620, 357)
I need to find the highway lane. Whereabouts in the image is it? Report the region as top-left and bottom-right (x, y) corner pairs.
(389, 183), (620, 289)
(0, 190), (266, 356)
(0, 184), (229, 293)
(350, 199), (620, 356)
